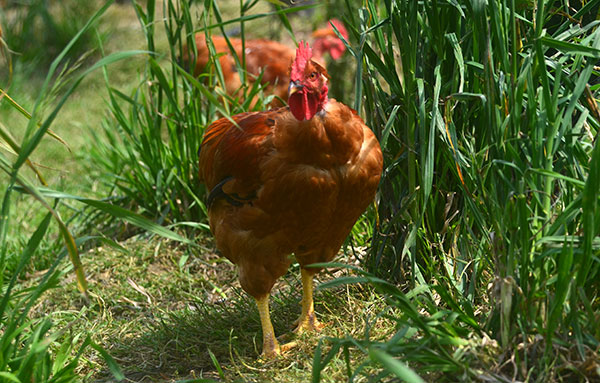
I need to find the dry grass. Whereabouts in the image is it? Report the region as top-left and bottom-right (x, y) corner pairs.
(36, 234), (395, 382)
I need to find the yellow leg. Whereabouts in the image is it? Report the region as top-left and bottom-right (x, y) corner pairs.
(255, 295), (280, 358)
(294, 268), (323, 334)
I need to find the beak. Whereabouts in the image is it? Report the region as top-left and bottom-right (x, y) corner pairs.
(288, 81), (303, 96)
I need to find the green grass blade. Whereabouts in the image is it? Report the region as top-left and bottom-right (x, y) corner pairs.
(198, 3), (319, 32)
(547, 243), (573, 345)
(0, 212), (52, 321)
(90, 340), (125, 381)
(0, 372), (21, 383)
(540, 36), (600, 57)
(579, 136), (600, 286)
(207, 348), (225, 380)
(21, 0), (114, 148)
(15, 50), (147, 172)
(28, 187), (194, 245)
(368, 348), (425, 383)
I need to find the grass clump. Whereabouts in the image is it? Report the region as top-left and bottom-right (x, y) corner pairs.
(0, 0), (100, 69)
(311, 0), (600, 381)
(0, 2), (195, 381)
(0, 2), (126, 381)
(83, 0), (600, 381)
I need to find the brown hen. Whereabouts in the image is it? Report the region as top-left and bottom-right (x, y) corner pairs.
(186, 20), (348, 105)
(198, 41), (383, 357)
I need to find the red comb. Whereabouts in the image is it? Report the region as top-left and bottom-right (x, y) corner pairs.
(291, 41), (313, 81)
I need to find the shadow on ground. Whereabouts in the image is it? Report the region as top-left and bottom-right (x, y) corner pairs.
(95, 281), (304, 381)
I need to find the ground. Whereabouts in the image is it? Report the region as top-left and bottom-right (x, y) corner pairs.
(37, 235), (394, 381)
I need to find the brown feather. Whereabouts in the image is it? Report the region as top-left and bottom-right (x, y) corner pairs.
(184, 32), (343, 105)
(198, 100), (383, 297)
(186, 35), (295, 104)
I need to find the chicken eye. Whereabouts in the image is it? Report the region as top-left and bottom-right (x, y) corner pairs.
(309, 72), (318, 80)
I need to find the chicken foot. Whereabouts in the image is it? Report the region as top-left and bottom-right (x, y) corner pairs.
(293, 268), (324, 334)
(255, 268), (323, 358)
(255, 295), (297, 358)
(255, 295), (281, 357)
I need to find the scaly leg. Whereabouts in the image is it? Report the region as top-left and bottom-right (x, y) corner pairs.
(255, 295), (280, 357)
(256, 294), (297, 357)
(293, 268), (323, 334)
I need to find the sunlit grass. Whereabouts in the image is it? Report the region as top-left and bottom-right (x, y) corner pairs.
(0, 2), (193, 381)
(315, 1), (600, 381)
(1, 0), (599, 381)
(37, 236), (393, 382)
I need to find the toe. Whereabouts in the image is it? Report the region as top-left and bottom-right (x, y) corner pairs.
(293, 314), (324, 334)
(261, 343), (281, 358)
(280, 341), (298, 353)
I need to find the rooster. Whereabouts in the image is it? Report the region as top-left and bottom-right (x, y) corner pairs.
(186, 20), (348, 105)
(198, 41), (383, 357)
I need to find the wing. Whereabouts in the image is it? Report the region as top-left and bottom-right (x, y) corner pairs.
(198, 109), (284, 205)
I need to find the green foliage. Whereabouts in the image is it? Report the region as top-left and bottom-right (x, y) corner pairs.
(0, 0), (100, 70)
(77, 0), (600, 380)
(89, 0), (325, 226)
(90, 0), (206, 225)
(313, 0), (600, 381)
(9, 0), (591, 380)
(0, 1), (197, 380)
(0, 2), (121, 378)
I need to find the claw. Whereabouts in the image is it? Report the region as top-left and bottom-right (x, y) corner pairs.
(280, 341), (298, 353)
(260, 340), (298, 359)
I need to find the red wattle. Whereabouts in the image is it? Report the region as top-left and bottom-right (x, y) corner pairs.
(289, 93), (306, 120)
(289, 91), (320, 121)
(305, 91), (318, 120)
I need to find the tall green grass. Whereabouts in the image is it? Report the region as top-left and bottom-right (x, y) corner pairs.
(0, 3), (120, 379)
(0, 1), (195, 380)
(0, 0), (100, 70)
(88, 0), (324, 226)
(312, 0), (600, 381)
